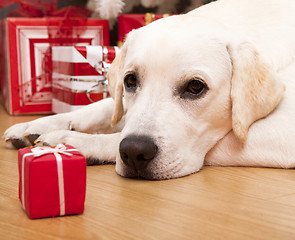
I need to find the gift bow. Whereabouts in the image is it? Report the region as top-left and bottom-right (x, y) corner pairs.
(31, 144), (73, 157)
(21, 144), (80, 216)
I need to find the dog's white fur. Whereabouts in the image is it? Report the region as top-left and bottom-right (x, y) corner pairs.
(4, 0), (295, 179)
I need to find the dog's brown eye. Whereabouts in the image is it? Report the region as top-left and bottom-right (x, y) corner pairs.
(183, 79), (207, 98)
(187, 80), (205, 94)
(124, 73), (137, 91)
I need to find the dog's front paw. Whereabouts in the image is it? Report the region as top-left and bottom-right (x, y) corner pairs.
(34, 130), (115, 165)
(4, 115), (71, 149)
(3, 122), (40, 149)
(34, 130), (72, 147)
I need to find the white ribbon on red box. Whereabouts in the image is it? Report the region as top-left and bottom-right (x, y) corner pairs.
(21, 144), (80, 216)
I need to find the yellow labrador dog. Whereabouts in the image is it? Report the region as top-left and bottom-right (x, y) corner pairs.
(4, 0), (295, 179)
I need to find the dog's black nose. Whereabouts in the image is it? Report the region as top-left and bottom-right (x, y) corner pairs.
(119, 135), (158, 171)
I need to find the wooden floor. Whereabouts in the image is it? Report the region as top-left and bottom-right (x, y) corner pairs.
(1, 104), (295, 240)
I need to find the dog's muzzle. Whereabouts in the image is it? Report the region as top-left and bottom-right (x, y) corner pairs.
(119, 135), (158, 171)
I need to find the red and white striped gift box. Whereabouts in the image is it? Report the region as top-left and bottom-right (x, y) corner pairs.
(52, 46), (120, 113)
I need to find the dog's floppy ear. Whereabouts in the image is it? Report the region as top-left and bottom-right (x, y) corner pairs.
(228, 42), (285, 143)
(107, 44), (127, 127)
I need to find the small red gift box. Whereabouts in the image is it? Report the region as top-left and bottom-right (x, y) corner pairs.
(1, 17), (109, 115)
(18, 144), (87, 219)
(52, 45), (119, 113)
(118, 13), (171, 45)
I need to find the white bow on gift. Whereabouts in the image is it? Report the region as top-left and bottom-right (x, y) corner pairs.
(31, 144), (73, 157)
(21, 144), (80, 216)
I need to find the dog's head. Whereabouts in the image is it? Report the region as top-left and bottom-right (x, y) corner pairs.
(107, 14), (285, 179)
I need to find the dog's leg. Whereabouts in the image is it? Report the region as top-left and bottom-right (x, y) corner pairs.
(3, 98), (124, 149)
(35, 130), (121, 165)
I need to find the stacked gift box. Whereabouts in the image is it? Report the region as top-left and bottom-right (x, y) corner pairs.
(1, 17), (109, 115)
(52, 45), (119, 113)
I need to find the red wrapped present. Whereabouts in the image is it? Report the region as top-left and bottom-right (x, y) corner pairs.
(1, 17), (109, 115)
(118, 13), (171, 45)
(52, 45), (119, 113)
(18, 144), (87, 219)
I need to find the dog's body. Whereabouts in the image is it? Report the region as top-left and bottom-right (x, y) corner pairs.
(4, 0), (295, 179)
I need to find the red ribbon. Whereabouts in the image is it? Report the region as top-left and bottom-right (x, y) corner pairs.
(0, 0), (92, 18)
(0, 0), (57, 17)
